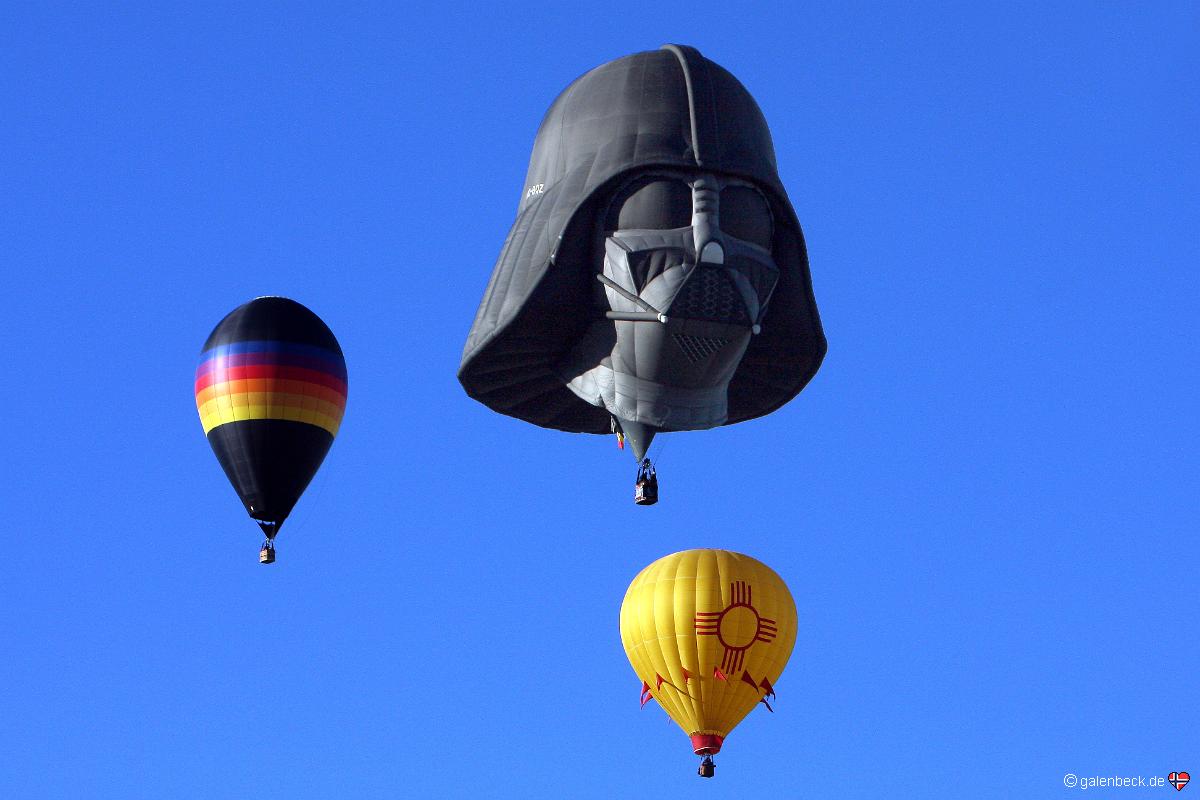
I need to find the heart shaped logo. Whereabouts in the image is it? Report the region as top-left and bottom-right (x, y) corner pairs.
(1169, 772), (1190, 791)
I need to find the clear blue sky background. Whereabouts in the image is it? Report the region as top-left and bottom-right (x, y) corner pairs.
(1, 3), (1195, 798)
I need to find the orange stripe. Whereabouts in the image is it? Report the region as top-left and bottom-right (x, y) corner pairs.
(195, 378), (347, 409)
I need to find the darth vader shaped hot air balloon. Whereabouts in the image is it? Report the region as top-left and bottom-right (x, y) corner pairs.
(459, 46), (825, 501)
(195, 297), (347, 562)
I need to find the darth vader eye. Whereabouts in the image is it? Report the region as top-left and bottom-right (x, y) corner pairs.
(607, 177), (692, 231)
(720, 185), (773, 249)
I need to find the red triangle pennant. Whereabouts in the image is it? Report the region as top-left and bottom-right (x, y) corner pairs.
(759, 676), (775, 700)
(681, 667), (694, 684)
(713, 667), (728, 682)
(655, 673), (666, 690)
(740, 670), (760, 690)
(760, 697), (774, 713)
(639, 681), (652, 708)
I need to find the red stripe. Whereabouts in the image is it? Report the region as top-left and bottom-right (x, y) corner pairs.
(195, 364), (348, 395)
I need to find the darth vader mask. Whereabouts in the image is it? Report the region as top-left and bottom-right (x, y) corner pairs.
(560, 171), (780, 433)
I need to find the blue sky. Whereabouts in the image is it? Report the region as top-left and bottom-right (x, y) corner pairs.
(1, 2), (1195, 798)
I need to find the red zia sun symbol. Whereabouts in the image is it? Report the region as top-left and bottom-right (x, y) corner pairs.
(694, 581), (777, 673)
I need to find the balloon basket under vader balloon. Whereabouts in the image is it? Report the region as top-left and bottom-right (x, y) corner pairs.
(634, 459), (658, 505)
(259, 539), (275, 564)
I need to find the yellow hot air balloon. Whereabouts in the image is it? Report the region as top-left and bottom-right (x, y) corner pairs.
(619, 549), (797, 778)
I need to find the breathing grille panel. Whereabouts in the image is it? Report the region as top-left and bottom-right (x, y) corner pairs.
(671, 267), (750, 324)
(672, 333), (731, 364)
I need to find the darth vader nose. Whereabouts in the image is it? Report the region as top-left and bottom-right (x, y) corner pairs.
(691, 175), (724, 264)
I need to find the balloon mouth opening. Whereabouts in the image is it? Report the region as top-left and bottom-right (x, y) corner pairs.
(690, 733), (723, 755)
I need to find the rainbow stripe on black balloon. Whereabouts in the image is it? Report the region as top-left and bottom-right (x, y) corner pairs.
(195, 340), (347, 436)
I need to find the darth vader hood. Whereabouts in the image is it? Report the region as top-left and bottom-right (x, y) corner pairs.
(459, 45), (826, 456)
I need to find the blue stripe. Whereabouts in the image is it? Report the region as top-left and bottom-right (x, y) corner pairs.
(198, 340), (346, 375)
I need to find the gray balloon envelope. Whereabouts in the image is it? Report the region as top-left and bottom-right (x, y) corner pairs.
(459, 45), (826, 458)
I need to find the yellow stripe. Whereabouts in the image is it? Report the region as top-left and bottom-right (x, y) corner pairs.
(197, 391), (344, 436)
(196, 378), (346, 408)
(197, 391), (345, 423)
(200, 407), (342, 436)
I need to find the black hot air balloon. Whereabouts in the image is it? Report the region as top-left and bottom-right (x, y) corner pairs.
(459, 46), (826, 502)
(195, 297), (347, 562)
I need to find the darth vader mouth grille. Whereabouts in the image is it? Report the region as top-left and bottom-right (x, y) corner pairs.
(671, 267), (749, 324)
(672, 333), (731, 364)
